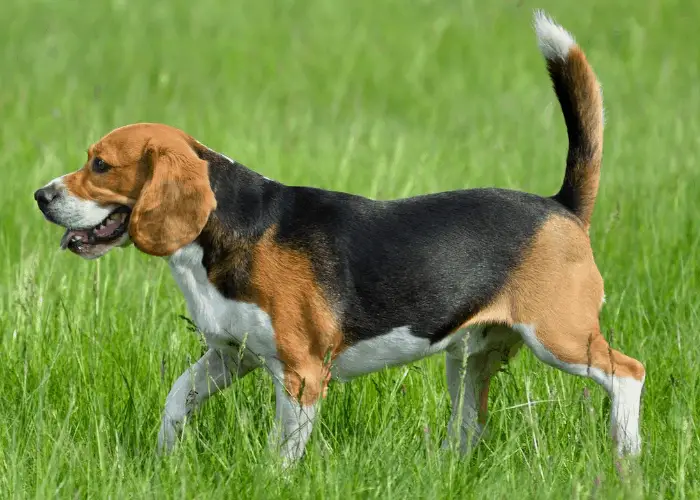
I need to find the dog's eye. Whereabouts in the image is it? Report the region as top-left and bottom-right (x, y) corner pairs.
(92, 157), (111, 174)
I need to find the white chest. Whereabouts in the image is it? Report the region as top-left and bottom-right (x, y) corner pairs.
(168, 244), (277, 358)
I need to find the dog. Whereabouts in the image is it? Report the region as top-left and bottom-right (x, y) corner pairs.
(34, 12), (645, 464)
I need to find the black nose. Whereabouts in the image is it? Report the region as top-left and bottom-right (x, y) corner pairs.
(34, 186), (59, 209)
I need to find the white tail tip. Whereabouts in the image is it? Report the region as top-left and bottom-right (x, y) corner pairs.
(533, 10), (576, 61)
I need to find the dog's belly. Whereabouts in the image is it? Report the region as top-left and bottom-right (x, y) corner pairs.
(331, 326), (477, 381)
(169, 244), (277, 358)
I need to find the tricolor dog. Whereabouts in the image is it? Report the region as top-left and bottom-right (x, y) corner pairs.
(34, 12), (645, 464)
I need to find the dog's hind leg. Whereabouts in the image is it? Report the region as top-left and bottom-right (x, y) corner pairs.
(508, 217), (646, 456)
(443, 325), (522, 452)
(515, 322), (645, 456)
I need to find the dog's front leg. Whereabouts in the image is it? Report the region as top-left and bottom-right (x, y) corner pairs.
(157, 347), (259, 453)
(270, 380), (318, 468)
(266, 360), (325, 467)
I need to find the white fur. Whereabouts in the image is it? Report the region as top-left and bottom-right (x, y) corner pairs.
(334, 323), (523, 453)
(533, 10), (575, 62)
(168, 244), (277, 357)
(162, 244), (277, 450)
(514, 323), (643, 456)
(443, 326), (522, 451)
(166, 243), (519, 462)
(41, 175), (117, 229)
(268, 364), (318, 467)
(166, 243), (319, 459)
(157, 348), (258, 452)
(332, 325), (469, 381)
(609, 376), (644, 456)
(165, 246), (643, 460)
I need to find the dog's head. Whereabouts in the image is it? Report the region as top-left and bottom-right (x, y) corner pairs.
(34, 123), (216, 259)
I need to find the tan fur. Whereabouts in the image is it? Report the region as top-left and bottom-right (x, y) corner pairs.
(62, 123), (216, 256)
(129, 138), (215, 256)
(451, 215), (644, 427)
(507, 216), (643, 380)
(59, 122), (641, 411)
(63, 124), (340, 403)
(36, 12), (643, 458)
(463, 216), (644, 381)
(250, 226), (342, 405)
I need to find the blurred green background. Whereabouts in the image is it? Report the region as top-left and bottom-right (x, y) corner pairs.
(1, 0), (698, 498)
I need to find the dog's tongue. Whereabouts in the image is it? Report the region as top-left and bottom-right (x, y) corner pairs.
(60, 229), (89, 250)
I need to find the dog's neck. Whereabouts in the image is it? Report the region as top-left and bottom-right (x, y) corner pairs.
(200, 148), (283, 236)
(193, 147), (285, 300)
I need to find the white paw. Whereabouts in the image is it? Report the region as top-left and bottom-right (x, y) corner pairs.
(157, 417), (182, 454)
(279, 445), (305, 469)
(615, 432), (642, 457)
(442, 422), (486, 453)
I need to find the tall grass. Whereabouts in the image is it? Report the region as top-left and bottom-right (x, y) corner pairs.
(1, 0), (698, 497)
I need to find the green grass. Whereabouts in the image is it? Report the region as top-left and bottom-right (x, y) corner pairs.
(1, 0), (699, 497)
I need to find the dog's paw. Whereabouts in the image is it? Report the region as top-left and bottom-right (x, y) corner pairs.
(441, 423), (487, 455)
(157, 417), (183, 455)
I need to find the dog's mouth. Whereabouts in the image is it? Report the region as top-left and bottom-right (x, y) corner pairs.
(59, 205), (132, 258)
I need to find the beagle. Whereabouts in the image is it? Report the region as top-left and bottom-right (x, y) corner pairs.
(34, 12), (645, 464)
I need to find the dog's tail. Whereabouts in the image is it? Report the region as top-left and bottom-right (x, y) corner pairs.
(534, 11), (604, 229)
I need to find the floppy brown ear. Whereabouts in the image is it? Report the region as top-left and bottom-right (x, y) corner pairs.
(129, 138), (216, 256)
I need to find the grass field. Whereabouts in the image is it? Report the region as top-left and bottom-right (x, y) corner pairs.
(2, 0), (699, 498)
